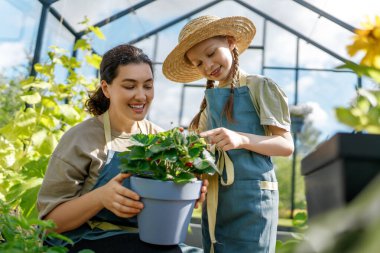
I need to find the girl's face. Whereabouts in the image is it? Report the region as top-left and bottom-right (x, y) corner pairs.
(102, 63), (154, 123)
(186, 36), (235, 84)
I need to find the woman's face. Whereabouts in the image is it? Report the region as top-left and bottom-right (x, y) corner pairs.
(102, 63), (154, 122)
(186, 36), (235, 84)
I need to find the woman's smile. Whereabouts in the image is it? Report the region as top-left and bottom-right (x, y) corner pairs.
(129, 103), (145, 114)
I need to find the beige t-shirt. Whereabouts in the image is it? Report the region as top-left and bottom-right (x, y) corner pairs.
(37, 116), (163, 219)
(199, 70), (291, 135)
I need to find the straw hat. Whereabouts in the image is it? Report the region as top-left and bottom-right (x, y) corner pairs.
(162, 15), (256, 83)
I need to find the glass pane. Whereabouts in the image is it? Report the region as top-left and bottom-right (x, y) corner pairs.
(240, 49), (263, 76)
(148, 70), (184, 130)
(52, 0), (144, 32)
(238, 0), (366, 65)
(299, 40), (343, 69)
(304, 0), (380, 27)
(265, 23), (297, 68)
(0, 0), (41, 76)
(298, 71), (357, 140)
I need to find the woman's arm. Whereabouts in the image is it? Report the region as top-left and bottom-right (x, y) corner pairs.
(200, 126), (294, 157)
(44, 173), (143, 233)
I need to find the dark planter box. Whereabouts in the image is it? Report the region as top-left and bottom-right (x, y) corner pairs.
(301, 133), (380, 218)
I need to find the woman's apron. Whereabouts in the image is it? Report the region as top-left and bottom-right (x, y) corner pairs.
(202, 86), (279, 253)
(45, 111), (140, 246)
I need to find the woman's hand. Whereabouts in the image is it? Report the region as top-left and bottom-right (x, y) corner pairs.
(97, 173), (144, 218)
(200, 127), (247, 151)
(195, 178), (209, 209)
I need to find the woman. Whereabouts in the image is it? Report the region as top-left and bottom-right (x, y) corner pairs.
(38, 44), (206, 253)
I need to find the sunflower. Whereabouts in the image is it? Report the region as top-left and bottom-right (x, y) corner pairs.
(347, 16), (380, 69)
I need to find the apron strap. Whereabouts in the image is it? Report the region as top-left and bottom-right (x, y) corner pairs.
(207, 146), (235, 253)
(104, 110), (112, 151)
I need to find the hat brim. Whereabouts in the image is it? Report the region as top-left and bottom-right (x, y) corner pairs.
(163, 16), (256, 83)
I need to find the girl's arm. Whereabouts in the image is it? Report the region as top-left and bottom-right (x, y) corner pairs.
(200, 126), (294, 156)
(44, 173), (143, 233)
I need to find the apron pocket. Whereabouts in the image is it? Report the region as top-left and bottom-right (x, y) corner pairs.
(216, 180), (269, 243)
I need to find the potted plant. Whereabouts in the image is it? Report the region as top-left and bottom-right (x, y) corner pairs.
(301, 16), (380, 219)
(119, 127), (217, 245)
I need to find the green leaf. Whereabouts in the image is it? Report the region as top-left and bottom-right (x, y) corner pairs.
(292, 211), (308, 228)
(163, 149), (178, 162)
(128, 146), (146, 160)
(130, 134), (158, 146)
(31, 129), (48, 148)
(22, 156), (49, 178)
(22, 81), (51, 90)
(150, 143), (175, 153)
(19, 184), (41, 218)
(74, 38), (91, 51)
(189, 147), (201, 157)
(39, 114), (58, 129)
(60, 55), (81, 69)
(46, 232), (73, 244)
(85, 54), (102, 69)
(173, 172), (196, 183)
(335, 107), (361, 129)
(59, 104), (81, 125)
(32, 132), (57, 155)
(337, 62), (380, 83)
(20, 92), (41, 104)
(49, 45), (69, 55)
(34, 63), (54, 77)
(78, 16), (90, 25)
(357, 89), (378, 107)
(0, 136), (16, 168)
(89, 26), (106, 40)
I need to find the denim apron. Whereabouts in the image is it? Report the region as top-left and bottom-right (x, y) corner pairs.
(202, 86), (279, 253)
(45, 111), (140, 246)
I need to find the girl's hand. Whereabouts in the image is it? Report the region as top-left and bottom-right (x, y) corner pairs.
(200, 127), (247, 151)
(97, 173), (144, 218)
(195, 179), (209, 209)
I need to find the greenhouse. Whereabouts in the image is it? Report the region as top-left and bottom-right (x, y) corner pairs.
(1, 0), (380, 252)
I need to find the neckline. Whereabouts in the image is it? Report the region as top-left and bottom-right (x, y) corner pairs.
(102, 111), (143, 150)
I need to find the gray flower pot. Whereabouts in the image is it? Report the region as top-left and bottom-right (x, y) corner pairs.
(130, 176), (202, 245)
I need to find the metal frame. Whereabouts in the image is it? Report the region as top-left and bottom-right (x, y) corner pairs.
(27, 0), (360, 219)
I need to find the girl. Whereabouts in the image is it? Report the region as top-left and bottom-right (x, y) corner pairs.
(38, 44), (206, 253)
(163, 16), (294, 253)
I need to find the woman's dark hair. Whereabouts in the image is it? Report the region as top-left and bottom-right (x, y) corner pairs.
(86, 44), (153, 116)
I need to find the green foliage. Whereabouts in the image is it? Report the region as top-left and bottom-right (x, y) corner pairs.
(336, 88), (380, 133)
(334, 17), (380, 134)
(274, 156), (306, 217)
(0, 79), (23, 127)
(0, 20), (102, 220)
(337, 62), (380, 84)
(119, 127), (217, 183)
(276, 211), (308, 253)
(0, 199), (71, 253)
